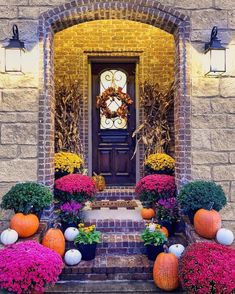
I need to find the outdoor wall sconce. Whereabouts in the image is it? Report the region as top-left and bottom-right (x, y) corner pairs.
(3, 24), (25, 72)
(205, 26), (226, 76)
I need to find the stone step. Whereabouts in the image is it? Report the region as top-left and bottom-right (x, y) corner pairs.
(45, 280), (184, 293)
(84, 219), (146, 233)
(96, 187), (136, 200)
(60, 254), (153, 281)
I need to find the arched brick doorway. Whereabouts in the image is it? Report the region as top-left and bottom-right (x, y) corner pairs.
(38, 0), (191, 189)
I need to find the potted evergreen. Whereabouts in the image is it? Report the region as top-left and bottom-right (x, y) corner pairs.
(177, 180), (227, 224)
(141, 225), (167, 261)
(74, 223), (101, 260)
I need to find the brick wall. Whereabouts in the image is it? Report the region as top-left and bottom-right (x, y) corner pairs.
(54, 20), (175, 169)
(0, 0), (234, 223)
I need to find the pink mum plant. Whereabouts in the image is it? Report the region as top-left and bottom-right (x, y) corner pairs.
(180, 242), (235, 294)
(135, 174), (176, 206)
(55, 174), (97, 204)
(0, 241), (63, 294)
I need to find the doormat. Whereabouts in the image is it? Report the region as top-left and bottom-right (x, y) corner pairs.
(90, 200), (138, 210)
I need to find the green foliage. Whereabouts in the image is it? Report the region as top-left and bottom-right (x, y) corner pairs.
(74, 226), (101, 245)
(177, 180), (227, 214)
(141, 228), (167, 246)
(1, 182), (53, 214)
(139, 191), (157, 208)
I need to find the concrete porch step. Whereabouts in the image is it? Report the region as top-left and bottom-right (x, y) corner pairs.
(60, 254), (153, 281)
(45, 281), (184, 293)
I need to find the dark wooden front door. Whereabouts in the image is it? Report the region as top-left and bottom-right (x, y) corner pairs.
(92, 62), (136, 186)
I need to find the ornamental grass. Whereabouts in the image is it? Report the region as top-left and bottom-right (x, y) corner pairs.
(0, 241), (63, 294)
(179, 242), (235, 294)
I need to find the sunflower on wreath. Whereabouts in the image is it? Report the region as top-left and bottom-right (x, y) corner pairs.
(96, 87), (133, 119)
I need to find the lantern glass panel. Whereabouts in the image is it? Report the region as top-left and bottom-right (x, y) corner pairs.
(5, 48), (22, 72)
(210, 49), (226, 72)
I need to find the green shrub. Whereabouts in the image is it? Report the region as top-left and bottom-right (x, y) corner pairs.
(1, 182), (53, 214)
(177, 180), (227, 214)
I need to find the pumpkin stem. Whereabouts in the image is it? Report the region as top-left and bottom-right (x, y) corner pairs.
(53, 222), (62, 229)
(93, 172), (98, 176)
(163, 244), (169, 253)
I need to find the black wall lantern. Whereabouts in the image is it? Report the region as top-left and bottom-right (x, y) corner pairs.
(205, 26), (226, 76)
(4, 24), (25, 72)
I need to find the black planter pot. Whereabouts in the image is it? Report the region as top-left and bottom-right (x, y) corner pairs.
(173, 219), (186, 233)
(158, 220), (174, 236)
(55, 168), (80, 180)
(146, 244), (164, 261)
(61, 222), (78, 232)
(76, 243), (97, 261)
(187, 210), (197, 225)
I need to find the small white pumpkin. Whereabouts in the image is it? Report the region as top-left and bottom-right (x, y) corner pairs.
(64, 227), (79, 242)
(64, 249), (82, 266)
(0, 228), (18, 245)
(216, 228), (234, 246)
(148, 223), (156, 232)
(169, 244), (185, 258)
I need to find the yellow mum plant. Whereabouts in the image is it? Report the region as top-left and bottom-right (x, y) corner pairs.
(55, 152), (84, 174)
(144, 153), (175, 175)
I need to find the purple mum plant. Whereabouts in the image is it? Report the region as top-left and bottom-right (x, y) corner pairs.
(60, 200), (82, 224)
(157, 197), (179, 223)
(0, 241), (63, 294)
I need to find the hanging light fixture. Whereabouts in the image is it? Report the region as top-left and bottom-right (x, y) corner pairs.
(205, 26), (226, 76)
(4, 24), (25, 72)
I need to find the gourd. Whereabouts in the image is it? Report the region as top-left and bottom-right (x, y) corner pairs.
(10, 213), (39, 238)
(216, 228), (234, 246)
(160, 226), (169, 238)
(64, 249), (82, 265)
(0, 228), (18, 245)
(42, 225), (65, 257)
(153, 246), (179, 291)
(92, 173), (106, 191)
(169, 244), (185, 258)
(64, 227), (79, 242)
(141, 208), (155, 220)
(194, 208), (221, 239)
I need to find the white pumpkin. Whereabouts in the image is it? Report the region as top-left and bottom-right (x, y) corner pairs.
(148, 223), (156, 232)
(64, 249), (82, 266)
(169, 244), (185, 258)
(0, 228), (18, 245)
(64, 227), (79, 242)
(216, 228), (234, 246)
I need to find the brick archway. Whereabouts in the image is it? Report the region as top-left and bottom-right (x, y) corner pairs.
(38, 0), (191, 189)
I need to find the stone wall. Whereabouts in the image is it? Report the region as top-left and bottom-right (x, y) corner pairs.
(0, 0), (234, 223)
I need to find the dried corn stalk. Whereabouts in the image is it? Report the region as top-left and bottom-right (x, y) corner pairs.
(55, 77), (82, 154)
(132, 81), (174, 157)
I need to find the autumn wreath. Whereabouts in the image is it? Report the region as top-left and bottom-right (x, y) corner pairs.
(96, 87), (133, 119)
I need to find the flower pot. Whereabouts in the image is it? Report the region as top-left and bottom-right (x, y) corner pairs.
(61, 221), (78, 232)
(158, 220), (174, 236)
(173, 219), (185, 233)
(145, 244), (164, 261)
(186, 210), (197, 225)
(55, 168), (80, 180)
(76, 243), (97, 261)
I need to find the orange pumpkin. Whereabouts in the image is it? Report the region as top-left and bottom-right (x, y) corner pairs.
(160, 226), (169, 238)
(141, 208), (155, 220)
(92, 173), (106, 191)
(153, 248), (179, 291)
(42, 227), (65, 257)
(194, 208), (221, 239)
(10, 213), (39, 238)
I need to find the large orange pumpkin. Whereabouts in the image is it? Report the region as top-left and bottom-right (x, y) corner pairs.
(10, 213), (39, 238)
(153, 249), (179, 291)
(42, 227), (65, 257)
(141, 208), (155, 220)
(194, 208), (221, 239)
(160, 226), (169, 238)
